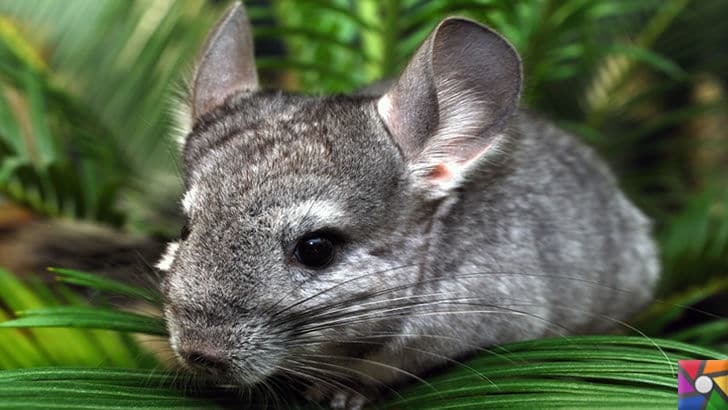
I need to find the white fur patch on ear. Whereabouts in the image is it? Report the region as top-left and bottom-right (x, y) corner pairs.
(376, 94), (393, 126)
(181, 185), (200, 214)
(156, 241), (179, 271)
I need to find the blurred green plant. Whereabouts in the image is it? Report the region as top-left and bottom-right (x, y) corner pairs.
(0, 0), (727, 408)
(0, 16), (129, 224)
(0, 268), (156, 370)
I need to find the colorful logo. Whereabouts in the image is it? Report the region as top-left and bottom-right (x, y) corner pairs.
(678, 360), (728, 409)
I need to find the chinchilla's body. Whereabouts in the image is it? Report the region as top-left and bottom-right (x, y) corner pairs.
(3, 2), (658, 409)
(153, 4), (660, 408)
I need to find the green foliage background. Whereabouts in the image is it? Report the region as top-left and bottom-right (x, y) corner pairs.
(0, 0), (727, 408)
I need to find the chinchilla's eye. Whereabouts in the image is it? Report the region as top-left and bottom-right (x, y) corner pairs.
(294, 235), (335, 269)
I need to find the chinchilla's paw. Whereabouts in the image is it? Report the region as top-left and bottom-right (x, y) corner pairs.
(304, 383), (368, 410)
(329, 390), (366, 410)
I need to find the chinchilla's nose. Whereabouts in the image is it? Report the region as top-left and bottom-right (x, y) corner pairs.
(178, 344), (229, 376)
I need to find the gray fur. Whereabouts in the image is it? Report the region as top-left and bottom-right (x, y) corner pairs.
(160, 3), (659, 408)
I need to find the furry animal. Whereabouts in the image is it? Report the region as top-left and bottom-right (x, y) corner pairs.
(155, 2), (659, 409)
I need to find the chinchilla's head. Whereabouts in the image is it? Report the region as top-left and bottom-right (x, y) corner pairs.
(159, 2), (521, 387)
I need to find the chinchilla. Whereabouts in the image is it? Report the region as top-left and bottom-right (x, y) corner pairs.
(158, 2), (659, 408)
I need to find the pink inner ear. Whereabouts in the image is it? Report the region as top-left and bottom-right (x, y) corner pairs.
(426, 164), (450, 181)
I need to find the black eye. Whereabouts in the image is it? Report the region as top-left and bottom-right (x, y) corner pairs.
(180, 223), (190, 240)
(294, 235), (335, 269)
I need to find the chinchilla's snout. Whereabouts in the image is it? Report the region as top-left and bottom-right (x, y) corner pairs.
(175, 335), (230, 378)
(165, 303), (286, 385)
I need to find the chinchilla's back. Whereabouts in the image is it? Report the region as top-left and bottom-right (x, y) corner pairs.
(439, 111), (659, 335)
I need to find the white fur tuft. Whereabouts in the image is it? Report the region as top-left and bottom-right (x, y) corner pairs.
(181, 185), (200, 214)
(156, 241), (179, 271)
(169, 92), (193, 148)
(376, 94), (393, 125)
(282, 200), (345, 224)
(166, 67), (195, 149)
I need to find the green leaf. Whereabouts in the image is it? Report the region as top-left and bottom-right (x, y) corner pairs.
(670, 319), (728, 345)
(50, 267), (161, 305)
(0, 368), (233, 409)
(1, 306), (167, 336)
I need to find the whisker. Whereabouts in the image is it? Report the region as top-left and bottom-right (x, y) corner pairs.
(292, 298), (575, 339)
(268, 376), (288, 410)
(287, 358), (353, 382)
(535, 303), (677, 376)
(279, 362), (363, 401)
(294, 356), (404, 399)
(269, 264), (420, 319)
(270, 269), (604, 330)
(288, 290), (516, 331)
(293, 337), (498, 390)
(300, 352), (437, 394)
(275, 263), (686, 328)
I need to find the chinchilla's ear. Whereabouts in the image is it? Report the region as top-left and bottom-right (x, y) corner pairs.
(191, 2), (258, 120)
(377, 17), (522, 198)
